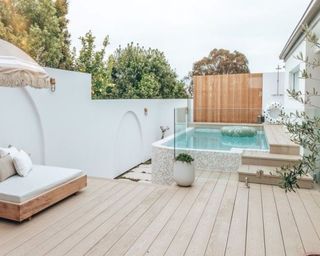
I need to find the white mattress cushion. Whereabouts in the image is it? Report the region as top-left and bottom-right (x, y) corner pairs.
(0, 165), (84, 203)
(13, 150), (33, 177)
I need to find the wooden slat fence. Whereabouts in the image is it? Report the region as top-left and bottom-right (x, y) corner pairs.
(193, 73), (263, 123)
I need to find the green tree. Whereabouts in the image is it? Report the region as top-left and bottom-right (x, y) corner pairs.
(191, 48), (250, 76)
(0, 0), (73, 69)
(0, 1), (187, 99)
(136, 74), (160, 98)
(54, 0), (74, 70)
(110, 43), (187, 99)
(186, 48), (250, 96)
(0, 0), (28, 49)
(75, 31), (114, 99)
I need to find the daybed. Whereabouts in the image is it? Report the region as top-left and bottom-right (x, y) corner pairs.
(0, 165), (87, 222)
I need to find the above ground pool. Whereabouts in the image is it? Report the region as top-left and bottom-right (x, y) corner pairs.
(164, 127), (269, 151)
(152, 125), (269, 185)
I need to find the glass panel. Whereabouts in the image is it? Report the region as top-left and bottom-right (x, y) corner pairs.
(174, 107), (188, 158)
(173, 108), (270, 152)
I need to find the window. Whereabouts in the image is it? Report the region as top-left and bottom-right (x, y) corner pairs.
(291, 70), (300, 91)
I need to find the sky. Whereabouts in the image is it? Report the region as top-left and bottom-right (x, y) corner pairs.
(68, 0), (311, 78)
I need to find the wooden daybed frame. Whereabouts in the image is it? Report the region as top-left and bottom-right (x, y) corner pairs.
(0, 175), (87, 222)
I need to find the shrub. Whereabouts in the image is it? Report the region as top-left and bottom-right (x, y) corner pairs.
(175, 153), (194, 164)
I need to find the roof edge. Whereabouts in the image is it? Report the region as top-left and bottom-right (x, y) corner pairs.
(280, 0), (320, 60)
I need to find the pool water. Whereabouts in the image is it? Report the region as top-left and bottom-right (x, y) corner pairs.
(165, 128), (269, 151)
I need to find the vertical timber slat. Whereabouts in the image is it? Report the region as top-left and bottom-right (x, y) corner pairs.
(193, 73), (262, 123)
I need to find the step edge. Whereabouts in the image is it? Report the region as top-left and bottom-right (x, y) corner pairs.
(238, 171), (313, 181)
(242, 155), (301, 161)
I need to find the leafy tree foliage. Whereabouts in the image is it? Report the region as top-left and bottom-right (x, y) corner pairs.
(279, 26), (320, 192)
(280, 111), (320, 192)
(0, 1), (187, 99)
(54, 0), (75, 70)
(185, 48), (250, 96)
(109, 43), (187, 99)
(75, 31), (114, 99)
(191, 48), (250, 76)
(0, 0), (29, 50)
(0, 0), (74, 69)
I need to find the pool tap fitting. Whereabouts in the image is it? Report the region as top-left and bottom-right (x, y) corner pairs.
(245, 177), (250, 188)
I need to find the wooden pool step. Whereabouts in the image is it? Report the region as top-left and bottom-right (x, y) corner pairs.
(238, 164), (313, 189)
(242, 150), (301, 167)
(264, 125), (300, 155)
(269, 144), (300, 155)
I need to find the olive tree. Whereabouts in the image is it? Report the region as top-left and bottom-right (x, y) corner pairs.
(280, 26), (320, 191)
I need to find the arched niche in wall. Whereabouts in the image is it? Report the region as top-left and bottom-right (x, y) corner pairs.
(0, 87), (45, 164)
(114, 111), (143, 177)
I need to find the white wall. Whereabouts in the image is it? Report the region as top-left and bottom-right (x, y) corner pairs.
(283, 30), (320, 114)
(262, 72), (285, 110)
(283, 40), (306, 113)
(0, 68), (187, 178)
(305, 23), (320, 110)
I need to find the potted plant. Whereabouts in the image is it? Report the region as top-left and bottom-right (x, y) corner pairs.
(173, 153), (195, 186)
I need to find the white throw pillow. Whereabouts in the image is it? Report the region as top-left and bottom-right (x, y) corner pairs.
(13, 150), (33, 177)
(0, 147), (18, 158)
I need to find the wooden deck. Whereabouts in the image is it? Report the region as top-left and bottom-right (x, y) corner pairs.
(264, 124), (300, 155)
(1, 173), (320, 256)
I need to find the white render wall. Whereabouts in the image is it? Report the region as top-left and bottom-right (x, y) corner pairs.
(305, 24), (320, 109)
(262, 72), (285, 110)
(0, 68), (187, 178)
(283, 40), (306, 112)
(283, 33), (320, 113)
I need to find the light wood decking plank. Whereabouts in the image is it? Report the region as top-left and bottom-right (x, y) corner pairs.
(246, 183), (265, 256)
(143, 172), (212, 256)
(0, 180), (119, 256)
(0, 178), (109, 245)
(164, 172), (222, 256)
(273, 186), (305, 256)
(298, 189), (320, 239)
(96, 171), (210, 256)
(0, 176), (319, 256)
(261, 185), (285, 256)
(205, 173), (239, 256)
(224, 184), (249, 256)
(184, 172), (230, 256)
(264, 125), (296, 146)
(287, 189), (320, 253)
(121, 188), (187, 256)
(66, 186), (169, 256)
(24, 183), (141, 256)
(104, 187), (179, 256)
(310, 189), (320, 209)
(4, 182), (135, 256)
(47, 185), (158, 256)
(86, 172), (208, 256)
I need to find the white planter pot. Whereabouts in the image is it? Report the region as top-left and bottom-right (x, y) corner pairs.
(173, 161), (195, 187)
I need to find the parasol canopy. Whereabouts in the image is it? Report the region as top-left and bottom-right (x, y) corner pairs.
(0, 39), (51, 89)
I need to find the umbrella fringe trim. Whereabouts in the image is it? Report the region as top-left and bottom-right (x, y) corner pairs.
(0, 73), (50, 89)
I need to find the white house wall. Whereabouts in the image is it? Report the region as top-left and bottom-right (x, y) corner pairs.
(0, 68), (187, 178)
(283, 40), (306, 112)
(306, 21), (320, 110)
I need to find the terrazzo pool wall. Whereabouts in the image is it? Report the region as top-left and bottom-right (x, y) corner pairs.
(151, 134), (241, 185)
